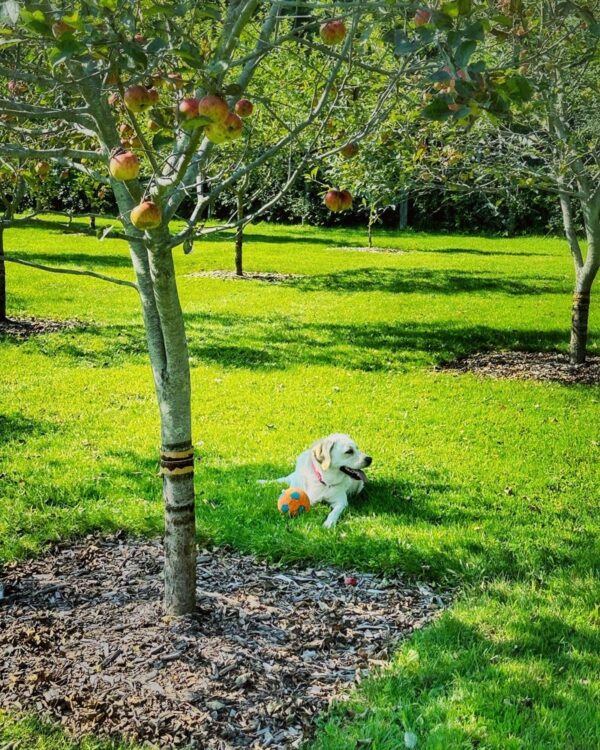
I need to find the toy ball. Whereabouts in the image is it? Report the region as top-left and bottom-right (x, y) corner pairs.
(278, 487), (311, 517)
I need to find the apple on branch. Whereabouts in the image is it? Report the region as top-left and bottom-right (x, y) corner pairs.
(131, 201), (161, 230)
(319, 19), (347, 45)
(234, 98), (254, 118)
(197, 95), (229, 124)
(109, 149), (140, 181)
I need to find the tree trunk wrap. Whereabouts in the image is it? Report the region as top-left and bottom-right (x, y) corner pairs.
(161, 444), (196, 616)
(0, 225), (5, 322)
(570, 290), (591, 365)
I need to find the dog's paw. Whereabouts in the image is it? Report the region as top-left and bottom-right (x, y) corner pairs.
(323, 518), (337, 529)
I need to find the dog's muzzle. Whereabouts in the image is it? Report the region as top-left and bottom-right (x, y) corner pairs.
(340, 466), (367, 482)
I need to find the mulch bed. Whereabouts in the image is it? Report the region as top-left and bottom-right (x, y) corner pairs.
(0, 535), (444, 749)
(438, 350), (600, 386)
(0, 316), (79, 340)
(187, 271), (302, 283)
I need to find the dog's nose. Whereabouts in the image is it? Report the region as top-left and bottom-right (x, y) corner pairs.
(364, 455), (373, 467)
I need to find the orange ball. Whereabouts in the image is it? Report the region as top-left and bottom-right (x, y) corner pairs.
(278, 487), (311, 517)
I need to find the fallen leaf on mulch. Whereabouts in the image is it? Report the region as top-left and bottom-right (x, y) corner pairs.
(438, 350), (600, 386)
(186, 270), (302, 283)
(0, 316), (80, 340)
(0, 535), (445, 749)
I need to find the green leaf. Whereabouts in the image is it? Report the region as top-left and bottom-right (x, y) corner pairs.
(152, 132), (176, 149)
(181, 115), (212, 131)
(421, 96), (454, 121)
(20, 8), (50, 35)
(121, 41), (148, 68)
(455, 39), (477, 67)
(463, 21), (485, 40)
(440, 2), (460, 18)
(457, 0), (472, 15)
(224, 83), (242, 96)
(382, 28), (418, 56)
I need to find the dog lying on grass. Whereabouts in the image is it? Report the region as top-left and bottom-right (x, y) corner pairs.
(259, 433), (372, 528)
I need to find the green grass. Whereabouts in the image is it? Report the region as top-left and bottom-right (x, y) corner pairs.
(1, 216), (599, 748)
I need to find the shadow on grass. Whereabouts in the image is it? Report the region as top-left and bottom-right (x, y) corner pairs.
(422, 246), (555, 257)
(287, 267), (562, 295)
(0, 413), (55, 444)
(2, 312), (574, 372)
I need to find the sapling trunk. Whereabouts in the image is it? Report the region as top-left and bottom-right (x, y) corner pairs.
(235, 187), (244, 277)
(0, 225), (5, 322)
(569, 269), (597, 364)
(145, 240), (196, 615)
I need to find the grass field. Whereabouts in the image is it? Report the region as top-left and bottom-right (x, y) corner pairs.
(1, 216), (599, 749)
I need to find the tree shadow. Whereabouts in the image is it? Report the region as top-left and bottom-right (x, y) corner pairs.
(421, 246), (555, 257)
(5, 314), (574, 373)
(0, 413), (54, 444)
(286, 267), (562, 295)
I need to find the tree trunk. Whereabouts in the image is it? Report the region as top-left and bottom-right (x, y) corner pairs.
(398, 191), (408, 230)
(235, 187), (244, 276)
(368, 206), (374, 248)
(145, 240), (196, 615)
(570, 269), (597, 364)
(90, 215), (96, 231)
(0, 225), (6, 322)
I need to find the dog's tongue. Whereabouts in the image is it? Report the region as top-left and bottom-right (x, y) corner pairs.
(341, 466), (367, 482)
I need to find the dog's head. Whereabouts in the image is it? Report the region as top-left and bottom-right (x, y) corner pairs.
(312, 433), (372, 481)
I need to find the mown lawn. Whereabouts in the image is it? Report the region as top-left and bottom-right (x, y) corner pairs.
(1, 216), (599, 749)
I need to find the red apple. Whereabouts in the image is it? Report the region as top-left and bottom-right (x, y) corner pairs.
(448, 103), (462, 111)
(414, 8), (432, 26)
(234, 98), (254, 118)
(197, 94), (228, 124)
(339, 189), (353, 211)
(324, 189), (343, 212)
(109, 149), (140, 181)
(52, 20), (75, 38)
(319, 19), (347, 45)
(133, 32), (146, 43)
(123, 85), (152, 113)
(35, 161), (50, 178)
(179, 97), (200, 119)
(340, 142), (359, 158)
(146, 88), (159, 105)
(222, 111), (243, 139)
(343, 576), (358, 586)
(130, 201), (161, 230)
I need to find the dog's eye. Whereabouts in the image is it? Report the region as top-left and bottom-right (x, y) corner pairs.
(345, 448), (354, 454)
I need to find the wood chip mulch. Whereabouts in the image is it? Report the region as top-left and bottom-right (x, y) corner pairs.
(186, 271), (302, 283)
(0, 535), (444, 749)
(0, 316), (80, 340)
(438, 350), (600, 385)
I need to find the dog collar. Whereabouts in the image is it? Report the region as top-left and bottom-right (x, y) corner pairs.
(311, 459), (326, 485)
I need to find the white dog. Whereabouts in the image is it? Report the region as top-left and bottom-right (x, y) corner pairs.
(260, 433), (372, 528)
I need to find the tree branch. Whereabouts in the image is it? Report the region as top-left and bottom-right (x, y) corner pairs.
(1, 254), (138, 290)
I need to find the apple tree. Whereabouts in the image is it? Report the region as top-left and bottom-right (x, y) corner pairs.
(0, 0), (414, 614)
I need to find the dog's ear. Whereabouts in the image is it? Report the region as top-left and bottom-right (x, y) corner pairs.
(313, 438), (335, 471)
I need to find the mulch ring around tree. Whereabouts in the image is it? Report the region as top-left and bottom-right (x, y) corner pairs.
(438, 350), (600, 386)
(0, 316), (80, 340)
(187, 270), (303, 283)
(0, 535), (445, 749)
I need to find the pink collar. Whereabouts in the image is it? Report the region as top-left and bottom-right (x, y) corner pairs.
(311, 459), (326, 485)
